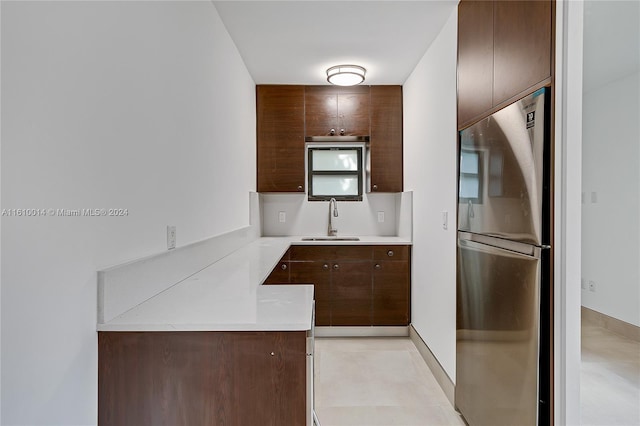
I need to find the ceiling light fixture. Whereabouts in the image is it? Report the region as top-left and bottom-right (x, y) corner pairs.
(326, 65), (366, 86)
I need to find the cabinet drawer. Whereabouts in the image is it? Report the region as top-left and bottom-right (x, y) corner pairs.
(290, 245), (372, 261)
(373, 245), (409, 261)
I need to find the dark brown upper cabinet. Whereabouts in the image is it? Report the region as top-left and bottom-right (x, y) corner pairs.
(457, 0), (553, 129)
(305, 86), (370, 136)
(257, 85), (306, 193)
(457, 0), (494, 127)
(493, 1), (552, 106)
(370, 86), (403, 193)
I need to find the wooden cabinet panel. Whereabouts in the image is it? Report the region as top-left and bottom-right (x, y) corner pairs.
(331, 261), (373, 326)
(457, 0), (552, 129)
(290, 245), (372, 262)
(305, 88), (338, 136)
(98, 331), (307, 426)
(257, 85), (305, 192)
(373, 245), (409, 261)
(457, 0), (494, 128)
(373, 245), (410, 325)
(370, 86), (403, 192)
(305, 86), (370, 136)
(264, 261), (290, 284)
(493, 1), (552, 106)
(290, 261), (331, 326)
(338, 92), (370, 135)
(373, 260), (410, 326)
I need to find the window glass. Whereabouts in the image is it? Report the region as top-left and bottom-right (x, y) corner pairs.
(311, 175), (359, 196)
(312, 150), (359, 171)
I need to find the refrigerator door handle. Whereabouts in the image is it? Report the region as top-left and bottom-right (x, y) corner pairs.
(458, 231), (542, 258)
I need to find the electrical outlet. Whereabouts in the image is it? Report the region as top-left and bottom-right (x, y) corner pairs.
(167, 225), (176, 250)
(442, 211), (448, 230)
(589, 280), (596, 292)
(581, 278), (587, 290)
(278, 211), (286, 223)
(377, 211), (385, 223)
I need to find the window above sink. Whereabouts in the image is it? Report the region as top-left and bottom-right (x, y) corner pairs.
(306, 144), (365, 202)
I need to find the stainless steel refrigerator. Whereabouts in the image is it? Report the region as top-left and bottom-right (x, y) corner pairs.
(456, 88), (551, 426)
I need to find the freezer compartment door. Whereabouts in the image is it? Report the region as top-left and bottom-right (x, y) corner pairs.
(458, 88), (549, 246)
(456, 235), (540, 426)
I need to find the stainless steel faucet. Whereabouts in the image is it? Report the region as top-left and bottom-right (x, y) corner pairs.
(328, 198), (338, 236)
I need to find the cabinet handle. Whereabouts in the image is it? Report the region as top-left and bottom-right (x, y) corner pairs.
(387, 250), (394, 257)
(340, 128), (345, 135)
(281, 264), (287, 270)
(297, 185), (303, 191)
(375, 264), (381, 270)
(372, 184), (378, 191)
(333, 264), (339, 270)
(330, 128), (336, 136)
(323, 264), (329, 270)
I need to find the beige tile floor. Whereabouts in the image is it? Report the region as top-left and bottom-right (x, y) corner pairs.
(581, 321), (640, 426)
(314, 337), (465, 426)
(314, 325), (640, 426)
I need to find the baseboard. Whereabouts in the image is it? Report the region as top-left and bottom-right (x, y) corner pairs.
(409, 325), (456, 407)
(314, 326), (409, 337)
(582, 306), (640, 342)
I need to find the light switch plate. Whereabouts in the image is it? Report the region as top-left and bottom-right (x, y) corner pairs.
(278, 211), (286, 223)
(377, 211), (385, 223)
(167, 225), (176, 250)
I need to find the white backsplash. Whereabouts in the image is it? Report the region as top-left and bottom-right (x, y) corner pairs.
(261, 192), (411, 237)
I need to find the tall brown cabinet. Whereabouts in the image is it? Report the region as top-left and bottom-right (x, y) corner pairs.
(457, 0), (553, 129)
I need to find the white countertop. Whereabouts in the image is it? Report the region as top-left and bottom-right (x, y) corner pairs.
(97, 236), (411, 332)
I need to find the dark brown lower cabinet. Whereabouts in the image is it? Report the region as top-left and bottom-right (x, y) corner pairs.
(331, 260), (373, 326)
(373, 260), (410, 326)
(264, 245), (410, 327)
(98, 331), (307, 426)
(290, 261), (331, 326)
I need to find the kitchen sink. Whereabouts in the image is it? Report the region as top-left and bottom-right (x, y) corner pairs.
(301, 237), (360, 241)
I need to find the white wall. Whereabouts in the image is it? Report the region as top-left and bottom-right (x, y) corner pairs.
(261, 193), (398, 237)
(581, 71), (640, 326)
(0, 2), (255, 424)
(403, 9), (458, 381)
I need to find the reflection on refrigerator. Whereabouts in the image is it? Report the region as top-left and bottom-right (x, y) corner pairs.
(455, 87), (552, 426)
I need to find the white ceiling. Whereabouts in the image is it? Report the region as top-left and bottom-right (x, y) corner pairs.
(583, 0), (640, 92)
(212, 1), (459, 85)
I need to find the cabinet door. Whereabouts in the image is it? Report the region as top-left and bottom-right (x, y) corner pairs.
(457, 0), (494, 129)
(373, 246), (410, 325)
(257, 85), (306, 192)
(331, 260), (372, 326)
(370, 86), (403, 192)
(373, 260), (410, 326)
(305, 87), (338, 136)
(290, 261), (331, 326)
(493, 1), (552, 106)
(337, 91), (370, 136)
(305, 86), (371, 136)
